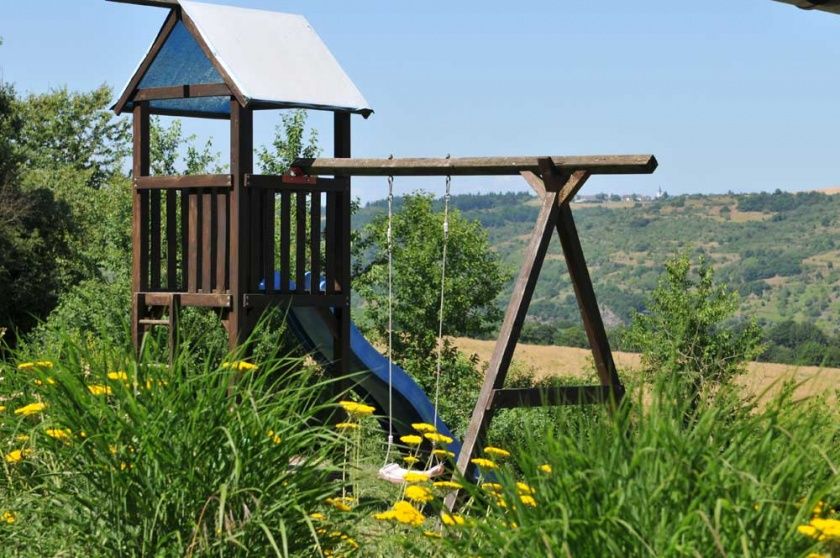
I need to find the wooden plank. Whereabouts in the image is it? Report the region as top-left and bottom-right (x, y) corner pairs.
(263, 191), (275, 293)
(520, 171), (545, 198)
(333, 112), (352, 381)
(293, 154), (658, 177)
(142, 292), (231, 308)
(227, 101), (253, 348)
(325, 191), (336, 294)
(296, 192), (306, 292)
(490, 385), (614, 409)
(181, 12), (248, 107)
(133, 83), (231, 102)
(168, 294), (180, 366)
(310, 192), (321, 293)
(243, 293), (346, 309)
(202, 190), (213, 292)
(280, 192), (291, 293)
(131, 103), (151, 352)
(166, 190), (177, 290)
(114, 11), (178, 114)
(187, 191), (199, 292)
(249, 187), (261, 292)
(150, 190), (161, 289)
(135, 174), (232, 190)
(215, 192), (228, 292)
(180, 189), (189, 290)
(245, 174), (344, 192)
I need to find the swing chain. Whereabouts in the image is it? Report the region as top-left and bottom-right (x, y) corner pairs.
(433, 171), (451, 426)
(384, 172), (395, 462)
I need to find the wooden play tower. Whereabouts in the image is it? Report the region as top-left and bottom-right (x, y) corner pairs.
(111, 0), (657, 496)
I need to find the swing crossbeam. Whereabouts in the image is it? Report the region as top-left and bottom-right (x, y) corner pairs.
(291, 154), (657, 177)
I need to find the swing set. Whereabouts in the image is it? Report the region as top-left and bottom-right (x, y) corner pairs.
(108, 0), (658, 504)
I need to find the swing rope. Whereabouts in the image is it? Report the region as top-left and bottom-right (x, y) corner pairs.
(383, 171), (395, 466)
(433, 172), (451, 426)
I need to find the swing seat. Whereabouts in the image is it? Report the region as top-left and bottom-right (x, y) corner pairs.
(377, 462), (445, 484)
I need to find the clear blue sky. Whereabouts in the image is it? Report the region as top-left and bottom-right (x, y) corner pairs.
(2, 0), (840, 203)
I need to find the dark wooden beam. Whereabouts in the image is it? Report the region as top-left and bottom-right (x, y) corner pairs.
(293, 155), (657, 177)
(106, 0), (179, 7)
(131, 102), (151, 353)
(141, 292), (231, 308)
(242, 293), (347, 310)
(133, 83), (231, 102)
(134, 175), (232, 190)
(490, 385), (615, 409)
(245, 174), (345, 192)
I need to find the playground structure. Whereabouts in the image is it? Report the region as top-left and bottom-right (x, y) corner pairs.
(110, 0), (657, 499)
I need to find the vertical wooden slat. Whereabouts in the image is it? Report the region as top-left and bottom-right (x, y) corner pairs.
(296, 192), (306, 292)
(202, 189), (213, 292)
(249, 187), (261, 292)
(188, 191), (199, 292)
(166, 190), (177, 290)
(180, 189), (189, 291)
(227, 101), (253, 349)
(215, 192), (228, 292)
(310, 191), (321, 293)
(333, 112), (352, 383)
(131, 102), (150, 353)
(325, 191), (336, 294)
(280, 192), (291, 293)
(150, 190), (161, 289)
(262, 191), (275, 293)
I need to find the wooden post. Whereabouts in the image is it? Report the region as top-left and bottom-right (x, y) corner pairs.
(131, 102), (150, 353)
(333, 112), (352, 378)
(227, 100), (253, 349)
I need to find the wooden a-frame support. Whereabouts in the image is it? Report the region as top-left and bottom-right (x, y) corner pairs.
(444, 158), (623, 510)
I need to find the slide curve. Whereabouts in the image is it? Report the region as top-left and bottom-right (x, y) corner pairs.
(266, 273), (462, 458)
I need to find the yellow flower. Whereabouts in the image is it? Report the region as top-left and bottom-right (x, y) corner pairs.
(45, 428), (72, 441)
(374, 510), (396, 521)
(266, 430), (281, 444)
(221, 361), (258, 372)
(17, 360), (53, 370)
(520, 494), (537, 507)
(309, 512), (326, 521)
(405, 484), (434, 504)
(0, 406), (5, 413)
(403, 456), (419, 465)
(538, 464), (552, 474)
(335, 422), (359, 431)
(14, 402), (46, 416)
(325, 497), (354, 512)
(107, 371), (129, 382)
(516, 482), (534, 495)
(33, 378), (56, 386)
(433, 480), (462, 490)
(432, 449), (455, 459)
(424, 432), (453, 445)
(391, 500), (424, 526)
(4, 449), (32, 464)
(403, 472), (430, 484)
(87, 384), (112, 396)
(481, 482), (502, 493)
(470, 457), (497, 470)
(2, 511), (15, 524)
(338, 400), (375, 417)
(412, 422), (437, 433)
(14, 434), (30, 443)
(483, 446), (511, 459)
(400, 434), (422, 446)
(440, 512), (465, 526)
(423, 530), (442, 538)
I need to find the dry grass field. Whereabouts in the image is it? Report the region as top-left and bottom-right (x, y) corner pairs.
(452, 337), (840, 401)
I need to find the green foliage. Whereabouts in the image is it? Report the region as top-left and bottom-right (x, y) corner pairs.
(761, 319), (840, 367)
(1, 335), (358, 556)
(257, 110), (319, 174)
(624, 255), (762, 404)
(150, 117), (225, 176)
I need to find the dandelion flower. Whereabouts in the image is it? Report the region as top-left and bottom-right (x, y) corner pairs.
(392, 500), (424, 526)
(481, 482), (502, 493)
(17, 360), (53, 370)
(335, 422), (359, 431)
(470, 457), (497, 470)
(14, 434), (29, 443)
(424, 432), (453, 445)
(423, 530), (442, 538)
(432, 449), (455, 459)
(433, 480), (462, 490)
(107, 371), (129, 382)
(374, 510), (396, 521)
(400, 434), (422, 446)
(325, 497), (354, 512)
(4, 449), (32, 465)
(483, 446), (510, 459)
(309, 512), (326, 521)
(440, 512), (465, 526)
(338, 400), (375, 417)
(405, 484), (434, 504)
(266, 430), (281, 444)
(2, 511), (14, 524)
(33, 378), (55, 386)
(0, 406), (5, 413)
(221, 361), (258, 372)
(87, 384), (112, 396)
(14, 402), (46, 416)
(520, 495), (537, 507)
(45, 428), (72, 441)
(403, 472), (430, 484)
(403, 456), (419, 465)
(516, 482), (533, 495)
(412, 422), (437, 433)
(538, 464), (552, 474)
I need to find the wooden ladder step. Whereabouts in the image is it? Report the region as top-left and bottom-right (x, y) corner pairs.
(138, 318), (170, 327)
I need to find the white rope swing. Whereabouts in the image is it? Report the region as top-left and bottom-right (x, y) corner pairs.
(378, 164), (452, 484)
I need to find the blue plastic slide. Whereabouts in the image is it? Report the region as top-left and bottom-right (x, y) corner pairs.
(268, 273), (462, 458)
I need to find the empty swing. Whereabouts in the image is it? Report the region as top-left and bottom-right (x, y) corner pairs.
(377, 170), (453, 485)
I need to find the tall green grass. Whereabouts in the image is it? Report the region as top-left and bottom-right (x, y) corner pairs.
(1, 333), (359, 557)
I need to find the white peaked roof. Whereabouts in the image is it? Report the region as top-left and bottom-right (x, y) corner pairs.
(116, 0), (372, 116)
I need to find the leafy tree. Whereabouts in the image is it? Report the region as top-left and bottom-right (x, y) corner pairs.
(257, 109), (319, 174)
(624, 254), (762, 409)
